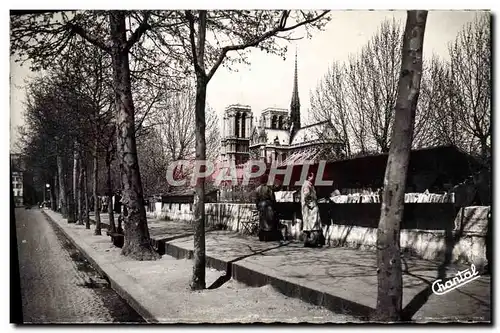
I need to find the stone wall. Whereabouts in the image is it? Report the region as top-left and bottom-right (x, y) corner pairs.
(153, 202), (490, 266)
(153, 202), (256, 230)
(314, 206), (489, 267)
(154, 202), (194, 221)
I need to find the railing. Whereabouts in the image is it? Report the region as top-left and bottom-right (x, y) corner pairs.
(178, 184), (456, 205)
(329, 192), (455, 204)
(217, 191), (455, 204)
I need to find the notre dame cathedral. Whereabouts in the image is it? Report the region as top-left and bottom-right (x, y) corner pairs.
(220, 53), (344, 167)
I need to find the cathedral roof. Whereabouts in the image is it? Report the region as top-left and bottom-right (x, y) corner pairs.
(275, 145), (327, 167)
(261, 107), (288, 115)
(290, 121), (340, 146)
(263, 129), (290, 145)
(249, 120), (342, 148)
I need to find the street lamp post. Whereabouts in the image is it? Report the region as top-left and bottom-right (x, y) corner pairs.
(44, 183), (50, 208)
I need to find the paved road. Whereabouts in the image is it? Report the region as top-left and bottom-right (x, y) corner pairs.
(14, 208), (145, 324)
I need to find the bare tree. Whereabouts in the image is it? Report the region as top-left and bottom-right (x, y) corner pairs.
(447, 13), (491, 161)
(136, 127), (170, 196)
(412, 57), (453, 149)
(412, 13), (491, 160)
(375, 10), (428, 322)
(155, 86), (220, 162)
(312, 19), (408, 156)
(346, 18), (403, 153)
(61, 39), (114, 235)
(311, 17), (452, 156)
(310, 62), (352, 157)
(19, 65), (93, 221)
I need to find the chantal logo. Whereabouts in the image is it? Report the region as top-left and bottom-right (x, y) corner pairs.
(432, 264), (480, 295)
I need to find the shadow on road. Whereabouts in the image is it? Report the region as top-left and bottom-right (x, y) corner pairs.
(208, 242), (289, 290)
(400, 208), (476, 321)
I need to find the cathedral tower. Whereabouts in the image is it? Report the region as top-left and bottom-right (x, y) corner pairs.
(289, 50), (301, 141)
(221, 104), (253, 165)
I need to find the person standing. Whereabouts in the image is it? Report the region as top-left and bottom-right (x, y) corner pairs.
(102, 196), (108, 213)
(301, 172), (324, 247)
(254, 174), (281, 242)
(114, 191), (122, 214)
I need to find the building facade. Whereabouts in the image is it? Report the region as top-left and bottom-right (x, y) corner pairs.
(12, 171), (24, 206)
(11, 154), (24, 207)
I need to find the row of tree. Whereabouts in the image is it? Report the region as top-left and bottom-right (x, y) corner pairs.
(11, 10), (330, 290)
(310, 14), (491, 164)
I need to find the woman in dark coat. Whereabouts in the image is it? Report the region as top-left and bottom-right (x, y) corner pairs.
(114, 191), (122, 214)
(254, 174), (282, 242)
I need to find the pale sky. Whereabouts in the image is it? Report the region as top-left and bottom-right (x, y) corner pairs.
(9, 10), (483, 151)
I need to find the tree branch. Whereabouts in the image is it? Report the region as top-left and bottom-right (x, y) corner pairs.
(66, 22), (111, 53)
(207, 10), (330, 81)
(124, 12), (152, 53)
(185, 10), (205, 78)
(134, 89), (162, 135)
(197, 11), (207, 71)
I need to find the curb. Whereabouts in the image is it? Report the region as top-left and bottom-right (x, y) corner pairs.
(163, 241), (373, 320)
(42, 210), (159, 323)
(43, 209), (373, 321)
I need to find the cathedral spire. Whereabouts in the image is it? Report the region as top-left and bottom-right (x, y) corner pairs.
(289, 48), (301, 140)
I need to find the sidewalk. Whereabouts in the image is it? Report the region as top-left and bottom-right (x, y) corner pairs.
(47, 210), (490, 323)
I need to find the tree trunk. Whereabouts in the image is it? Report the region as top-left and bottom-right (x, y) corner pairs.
(52, 174), (58, 211)
(54, 174), (59, 212)
(191, 77), (208, 290)
(49, 176), (56, 211)
(110, 11), (158, 260)
(84, 167), (90, 229)
(375, 10), (427, 322)
(57, 155), (75, 223)
(479, 136), (489, 164)
(106, 150), (116, 234)
(116, 162), (124, 234)
(77, 162), (84, 225)
(93, 137), (101, 235)
(50, 187), (56, 210)
(73, 141), (79, 223)
(66, 170), (75, 223)
(190, 11), (208, 290)
(57, 154), (69, 219)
